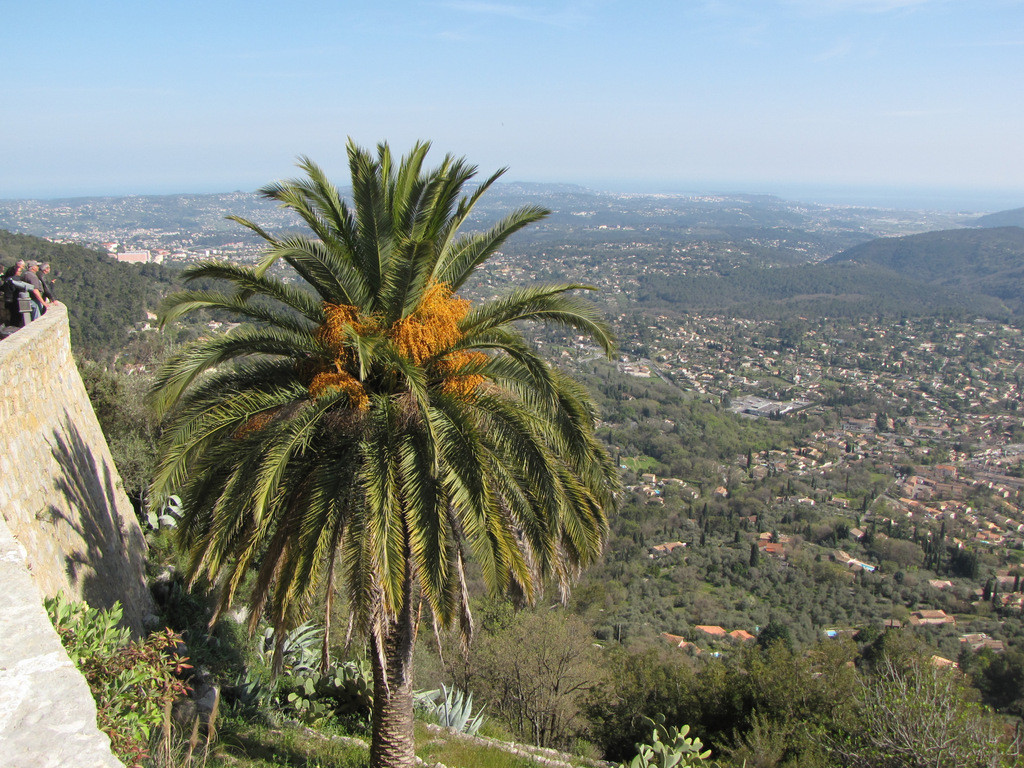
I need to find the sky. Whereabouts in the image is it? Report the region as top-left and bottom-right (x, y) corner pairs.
(2, 0), (1023, 209)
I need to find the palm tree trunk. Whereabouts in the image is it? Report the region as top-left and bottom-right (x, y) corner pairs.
(369, 568), (417, 768)
(321, 574), (334, 673)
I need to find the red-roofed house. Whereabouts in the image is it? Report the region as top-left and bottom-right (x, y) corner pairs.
(650, 541), (687, 557)
(660, 632), (702, 654)
(695, 625), (728, 637)
(909, 609), (955, 626)
(758, 541), (786, 557)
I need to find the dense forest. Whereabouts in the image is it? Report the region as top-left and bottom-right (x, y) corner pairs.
(636, 261), (1007, 320)
(632, 226), (1024, 321)
(828, 226), (1024, 315)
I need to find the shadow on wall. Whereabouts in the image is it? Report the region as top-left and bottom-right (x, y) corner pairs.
(0, 303), (152, 636)
(47, 411), (150, 631)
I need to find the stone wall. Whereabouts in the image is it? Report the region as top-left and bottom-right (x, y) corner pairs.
(0, 513), (123, 768)
(0, 304), (153, 632)
(0, 304), (155, 766)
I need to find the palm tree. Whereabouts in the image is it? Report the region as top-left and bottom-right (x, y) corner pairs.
(150, 140), (618, 768)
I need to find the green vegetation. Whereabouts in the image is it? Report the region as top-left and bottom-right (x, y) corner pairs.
(613, 226), (1024, 322)
(618, 716), (711, 768)
(34, 169), (1024, 768)
(413, 723), (543, 768)
(828, 226), (1024, 315)
(828, 655), (1015, 768)
(638, 261), (1007, 321)
(45, 594), (191, 766)
(419, 685), (486, 735)
(204, 717), (369, 767)
(74, 306), (1024, 767)
(622, 455), (661, 473)
(79, 360), (162, 513)
(72, 305), (1024, 767)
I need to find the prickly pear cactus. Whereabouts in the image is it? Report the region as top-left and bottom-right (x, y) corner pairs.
(619, 714), (712, 768)
(317, 659), (374, 718)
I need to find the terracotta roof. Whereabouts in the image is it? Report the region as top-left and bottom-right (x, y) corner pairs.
(660, 632), (702, 654)
(695, 625), (727, 636)
(651, 541), (687, 554)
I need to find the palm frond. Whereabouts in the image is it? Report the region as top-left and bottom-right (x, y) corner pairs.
(158, 290), (316, 335)
(175, 260), (326, 321)
(462, 284), (616, 355)
(151, 325), (321, 417)
(436, 204), (550, 290)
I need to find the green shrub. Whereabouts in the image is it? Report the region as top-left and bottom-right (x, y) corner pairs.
(45, 593), (191, 766)
(277, 670), (333, 724)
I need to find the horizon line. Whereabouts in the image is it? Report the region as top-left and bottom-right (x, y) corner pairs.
(2, 180), (1022, 214)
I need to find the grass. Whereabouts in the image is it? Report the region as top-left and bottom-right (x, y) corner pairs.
(621, 454), (659, 474)
(416, 727), (540, 768)
(199, 716), (368, 768)
(184, 716), (596, 768)
(414, 723), (602, 768)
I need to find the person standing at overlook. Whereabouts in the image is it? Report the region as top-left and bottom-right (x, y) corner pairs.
(39, 263), (58, 303)
(2, 259), (44, 325)
(2, 259), (25, 282)
(19, 261), (47, 319)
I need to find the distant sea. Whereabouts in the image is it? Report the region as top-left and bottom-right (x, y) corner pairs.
(760, 184), (1024, 213)
(585, 180), (1024, 214)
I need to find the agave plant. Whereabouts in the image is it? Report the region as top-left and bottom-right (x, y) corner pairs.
(147, 494), (183, 530)
(262, 620), (322, 673)
(421, 684), (486, 735)
(227, 668), (274, 712)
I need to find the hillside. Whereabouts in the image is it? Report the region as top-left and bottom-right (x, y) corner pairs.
(0, 187), (972, 269)
(627, 226), (1024, 323)
(636, 261), (1006, 320)
(0, 230), (180, 357)
(974, 207), (1024, 228)
(826, 226), (1024, 314)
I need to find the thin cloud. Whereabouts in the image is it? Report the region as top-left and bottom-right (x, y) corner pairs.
(813, 38), (854, 61)
(787, 0), (938, 12)
(882, 108), (953, 118)
(438, 1), (591, 28)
